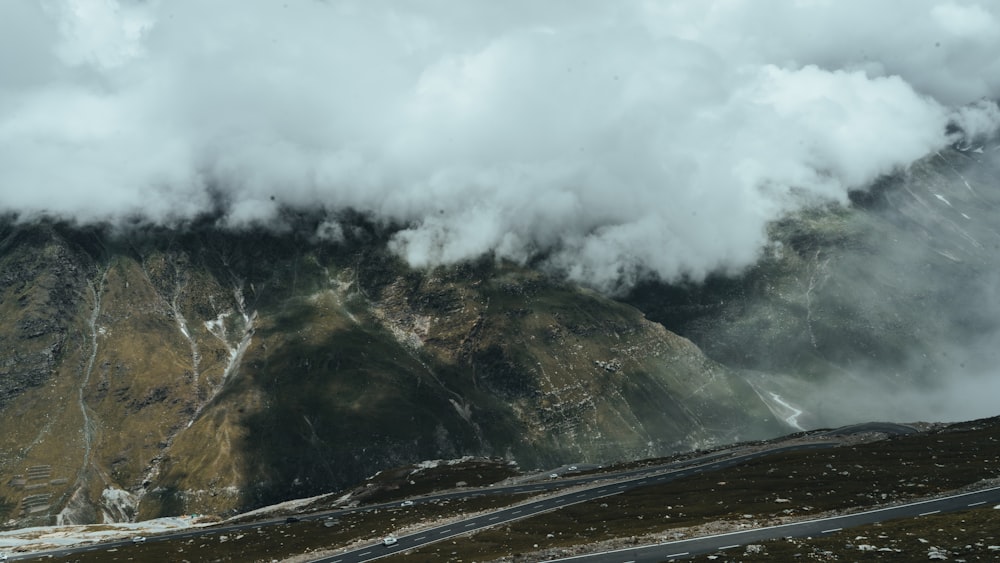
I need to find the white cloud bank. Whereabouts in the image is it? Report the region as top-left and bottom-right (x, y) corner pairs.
(2, 0), (999, 291)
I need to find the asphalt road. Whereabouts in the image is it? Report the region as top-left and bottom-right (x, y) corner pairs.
(306, 422), (919, 562)
(540, 486), (1000, 562)
(6, 443), (761, 561)
(307, 443), (837, 563)
(6, 422), (918, 562)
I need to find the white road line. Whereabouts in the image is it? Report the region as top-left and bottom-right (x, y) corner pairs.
(822, 528), (842, 533)
(555, 499), (565, 503)
(440, 529), (451, 534)
(667, 553), (689, 558)
(968, 501), (987, 507)
(919, 510), (941, 516)
(720, 544), (740, 549)
(512, 510), (522, 515)
(489, 516), (499, 521)
(465, 522), (476, 527)
(359, 551), (371, 556)
(414, 536), (426, 541)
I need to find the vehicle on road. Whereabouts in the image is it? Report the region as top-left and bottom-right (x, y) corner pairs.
(284, 516), (300, 524)
(400, 500), (414, 507)
(1, 552), (8, 561)
(567, 465), (578, 471)
(549, 473), (559, 479)
(131, 536), (146, 543)
(382, 535), (398, 546)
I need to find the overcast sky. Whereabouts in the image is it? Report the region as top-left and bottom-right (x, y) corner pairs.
(2, 0), (999, 291)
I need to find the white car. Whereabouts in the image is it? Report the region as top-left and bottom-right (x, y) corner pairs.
(400, 500), (414, 507)
(1, 552), (8, 561)
(382, 535), (398, 546)
(132, 536), (146, 543)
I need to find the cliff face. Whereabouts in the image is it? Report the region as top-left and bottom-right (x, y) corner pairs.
(0, 219), (785, 527)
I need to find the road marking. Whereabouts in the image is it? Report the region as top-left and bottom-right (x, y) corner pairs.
(968, 501), (987, 507)
(512, 510), (522, 515)
(720, 544), (740, 549)
(667, 553), (689, 558)
(822, 528), (842, 533)
(555, 499), (565, 503)
(359, 551), (371, 556)
(489, 516), (499, 521)
(440, 529), (452, 534)
(616, 484), (628, 489)
(465, 522), (477, 527)
(414, 536), (426, 541)
(919, 510), (941, 516)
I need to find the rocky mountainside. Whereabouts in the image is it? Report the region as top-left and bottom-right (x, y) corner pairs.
(1, 139), (997, 530)
(0, 216), (784, 528)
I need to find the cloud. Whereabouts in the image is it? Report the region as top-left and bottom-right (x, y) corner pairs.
(1, 0), (999, 291)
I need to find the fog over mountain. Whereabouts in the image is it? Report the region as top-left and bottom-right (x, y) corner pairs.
(3, 0), (999, 292)
(6, 3), (1000, 530)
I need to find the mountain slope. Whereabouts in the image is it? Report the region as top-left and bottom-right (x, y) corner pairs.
(0, 219), (784, 527)
(4, 140), (996, 529)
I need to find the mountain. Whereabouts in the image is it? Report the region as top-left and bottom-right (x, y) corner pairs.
(0, 216), (783, 528)
(627, 140), (1000, 425)
(1, 139), (997, 530)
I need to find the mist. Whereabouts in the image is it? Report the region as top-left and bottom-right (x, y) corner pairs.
(3, 0), (1000, 293)
(657, 138), (1000, 427)
(4, 1), (1000, 429)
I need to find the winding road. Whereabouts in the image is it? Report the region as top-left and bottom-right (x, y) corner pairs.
(541, 486), (1000, 562)
(13, 421), (967, 563)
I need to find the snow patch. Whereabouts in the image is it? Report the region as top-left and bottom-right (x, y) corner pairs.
(100, 488), (138, 523)
(0, 516), (207, 554)
(204, 311), (233, 342)
(409, 456), (477, 474)
(224, 491), (336, 521)
(768, 393), (806, 431)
